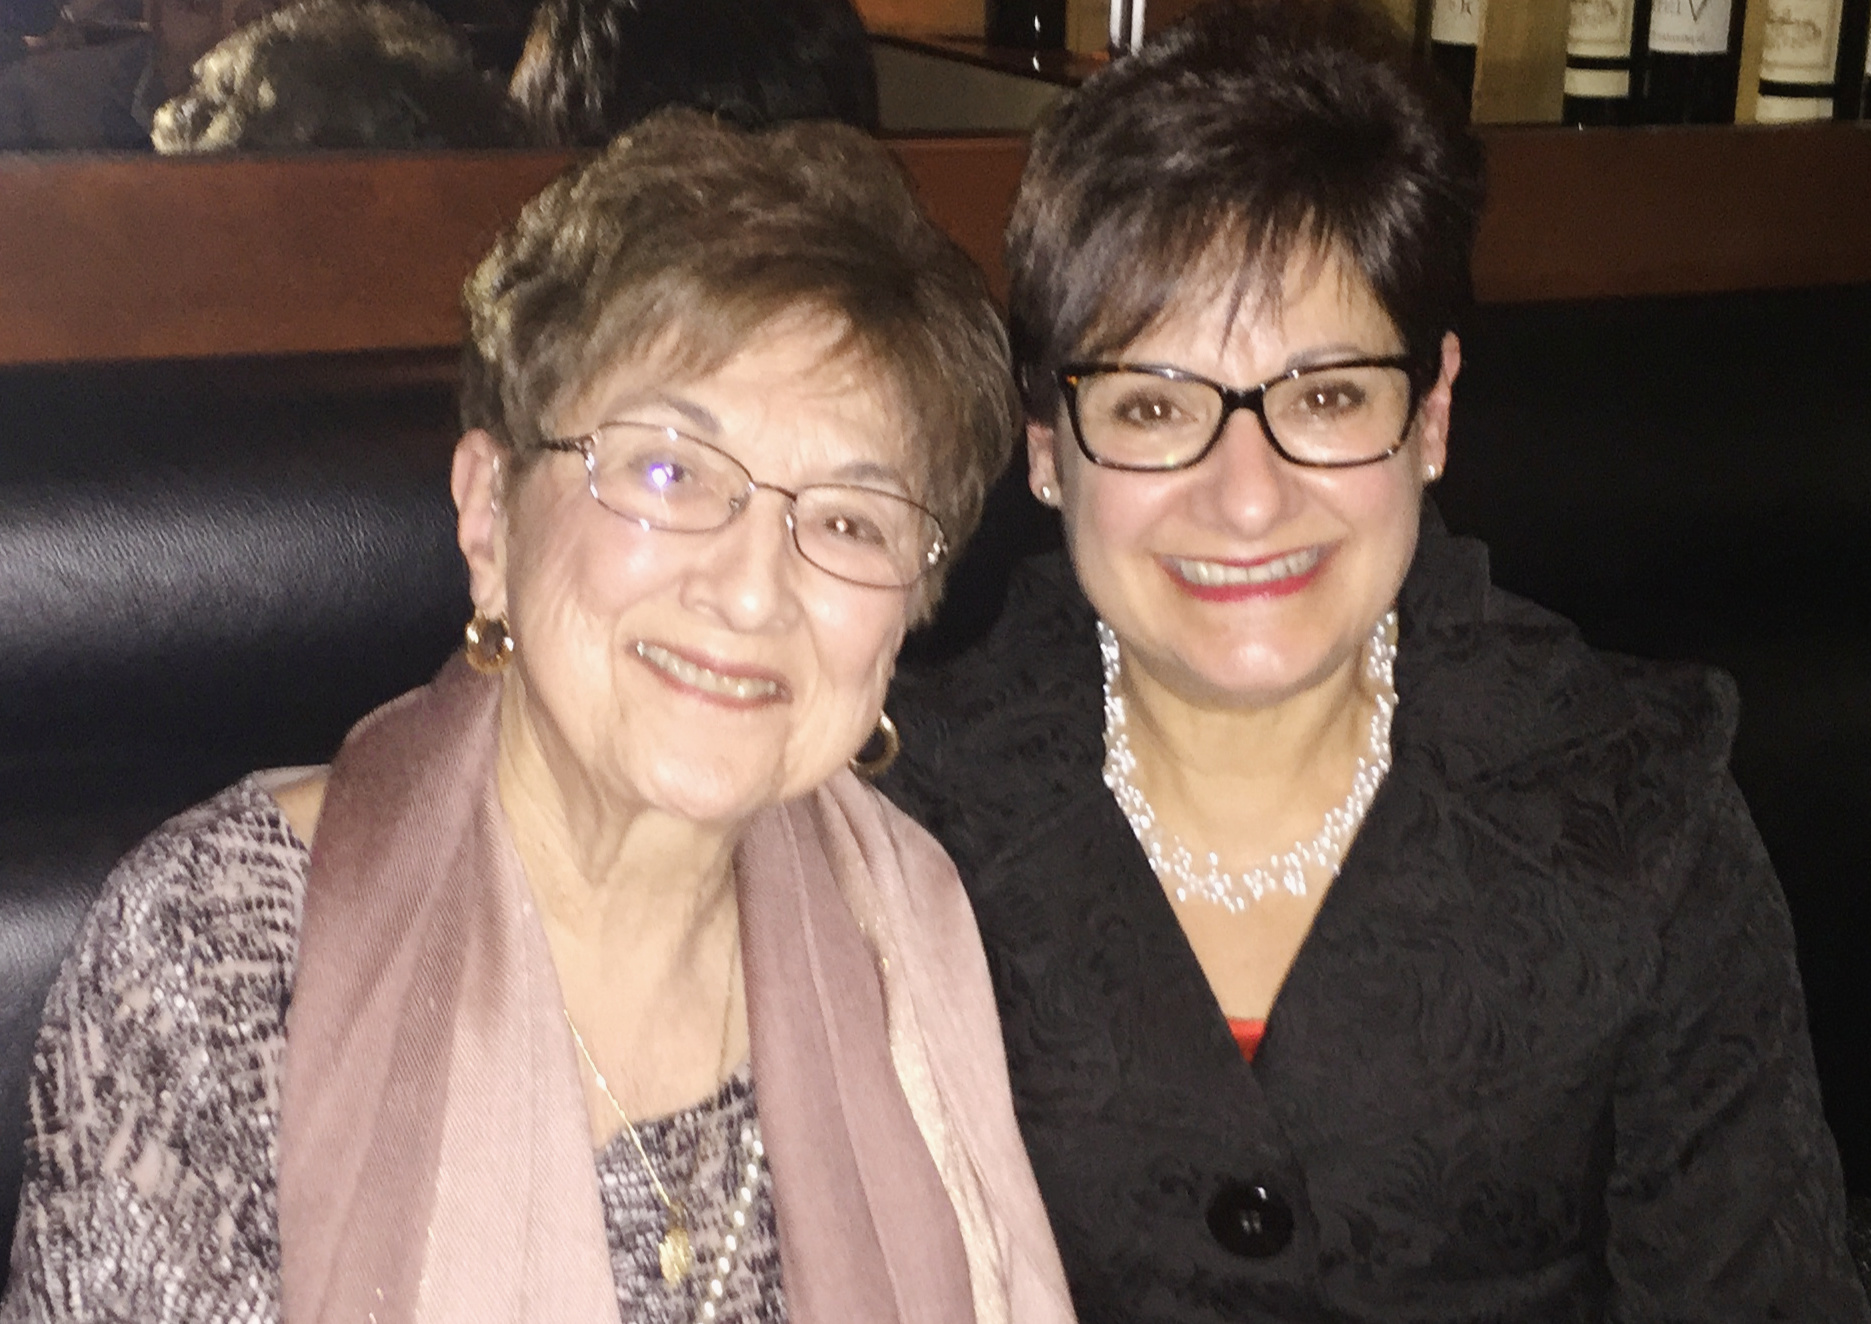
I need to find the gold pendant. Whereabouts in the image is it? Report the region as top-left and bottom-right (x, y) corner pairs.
(659, 1223), (693, 1284)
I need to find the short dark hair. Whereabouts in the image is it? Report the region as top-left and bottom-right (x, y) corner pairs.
(509, 0), (877, 147)
(1006, 0), (1485, 418)
(460, 110), (1016, 622)
(151, 0), (528, 152)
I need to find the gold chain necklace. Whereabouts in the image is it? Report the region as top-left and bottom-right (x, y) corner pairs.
(565, 923), (742, 1286)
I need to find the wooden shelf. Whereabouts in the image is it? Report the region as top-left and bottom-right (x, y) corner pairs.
(870, 31), (1107, 86)
(0, 124), (1866, 368)
(1473, 124), (1871, 301)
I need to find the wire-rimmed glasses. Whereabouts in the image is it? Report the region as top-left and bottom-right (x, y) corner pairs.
(538, 422), (947, 590)
(1058, 356), (1433, 472)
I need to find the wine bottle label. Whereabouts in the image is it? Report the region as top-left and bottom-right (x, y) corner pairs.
(1108, 0), (1144, 55)
(1755, 91), (1836, 115)
(1431, 0), (1484, 46)
(1568, 0), (1639, 59)
(1565, 66), (1634, 94)
(1648, 0), (1733, 52)
(1759, 0), (1844, 82)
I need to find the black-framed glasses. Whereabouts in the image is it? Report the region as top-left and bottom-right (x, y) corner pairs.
(1058, 356), (1434, 472)
(539, 422), (947, 590)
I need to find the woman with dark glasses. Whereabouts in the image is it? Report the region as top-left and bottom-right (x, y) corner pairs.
(882, 0), (1867, 1317)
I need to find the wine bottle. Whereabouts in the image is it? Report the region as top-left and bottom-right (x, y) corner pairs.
(1108, 0), (1145, 54)
(1832, 0), (1870, 115)
(1755, 0), (1846, 118)
(1565, 0), (1652, 123)
(1861, 30), (1871, 115)
(987, 0), (1067, 50)
(1863, 19), (1871, 114)
(1641, 0), (1746, 121)
(1429, 0), (1485, 117)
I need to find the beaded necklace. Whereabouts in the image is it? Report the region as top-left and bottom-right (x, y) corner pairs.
(1099, 610), (1398, 913)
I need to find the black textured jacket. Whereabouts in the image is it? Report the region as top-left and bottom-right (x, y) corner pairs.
(881, 521), (1868, 1322)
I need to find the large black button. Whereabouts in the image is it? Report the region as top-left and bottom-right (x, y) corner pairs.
(1205, 1181), (1294, 1259)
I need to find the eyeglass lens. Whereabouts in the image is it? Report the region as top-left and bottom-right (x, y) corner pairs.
(1072, 365), (1415, 469)
(582, 424), (940, 588)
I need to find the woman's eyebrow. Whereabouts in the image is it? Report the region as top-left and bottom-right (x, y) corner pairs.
(828, 460), (910, 490)
(1283, 341), (1396, 371)
(1285, 343), (1359, 368)
(660, 395), (721, 432)
(608, 392), (722, 433)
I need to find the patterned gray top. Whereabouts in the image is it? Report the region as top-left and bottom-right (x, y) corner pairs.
(0, 778), (786, 1323)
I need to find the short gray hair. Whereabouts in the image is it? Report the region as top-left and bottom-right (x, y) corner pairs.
(460, 110), (1019, 621)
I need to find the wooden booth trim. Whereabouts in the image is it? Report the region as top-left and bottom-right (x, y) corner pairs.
(0, 139), (1029, 368)
(1473, 124), (1871, 303)
(1, 126), (1868, 367)
(0, 150), (577, 367)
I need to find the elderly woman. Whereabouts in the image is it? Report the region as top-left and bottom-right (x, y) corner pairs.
(2, 112), (1073, 1324)
(880, 1), (1869, 1318)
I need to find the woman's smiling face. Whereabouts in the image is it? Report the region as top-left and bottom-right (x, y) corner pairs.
(1031, 250), (1457, 713)
(458, 314), (917, 830)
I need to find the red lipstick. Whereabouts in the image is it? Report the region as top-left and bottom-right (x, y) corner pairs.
(1162, 545), (1330, 602)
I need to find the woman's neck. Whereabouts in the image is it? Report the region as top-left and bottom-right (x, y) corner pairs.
(1118, 645), (1374, 869)
(494, 681), (739, 948)
(493, 682), (747, 1125)
(1112, 635), (1390, 1022)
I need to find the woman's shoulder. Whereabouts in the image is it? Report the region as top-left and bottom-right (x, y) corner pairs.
(884, 552), (1107, 873)
(8, 776), (310, 1319)
(34, 773), (311, 1130)
(1402, 522), (1739, 782)
(39, 774), (311, 1089)
(86, 776), (312, 965)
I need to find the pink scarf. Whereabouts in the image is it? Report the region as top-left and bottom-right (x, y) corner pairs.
(277, 657), (1074, 1324)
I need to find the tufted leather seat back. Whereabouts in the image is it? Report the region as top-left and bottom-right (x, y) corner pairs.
(0, 356), (469, 1273)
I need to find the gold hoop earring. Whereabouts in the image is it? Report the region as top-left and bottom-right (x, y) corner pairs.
(463, 611), (515, 674)
(849, 711), (901, 779)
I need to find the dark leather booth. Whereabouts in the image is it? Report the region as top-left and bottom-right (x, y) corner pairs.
(1, 282), (1867, 1286)
(0, 353), (470, 1275)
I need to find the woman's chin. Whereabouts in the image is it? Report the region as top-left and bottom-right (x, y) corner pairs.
(1135, 632), (1362, 713)
(630, 763), (789, 830)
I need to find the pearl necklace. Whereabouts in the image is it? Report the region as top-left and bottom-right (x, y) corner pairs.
(697, 1124), (765, 1323)
(1099, 609), (1398, 913)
